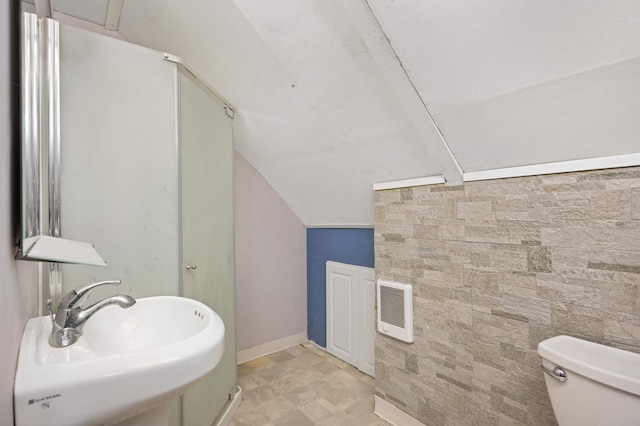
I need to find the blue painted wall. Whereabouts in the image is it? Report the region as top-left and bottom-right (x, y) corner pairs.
(307, 228), (374, 347)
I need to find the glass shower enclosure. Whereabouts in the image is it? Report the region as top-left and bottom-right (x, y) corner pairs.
(54, 22), (236, 425)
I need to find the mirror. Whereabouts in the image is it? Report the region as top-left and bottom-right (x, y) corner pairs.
(17, 13), (105, 267)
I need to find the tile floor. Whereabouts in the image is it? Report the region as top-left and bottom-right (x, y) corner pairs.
(230, 342), (391, 426)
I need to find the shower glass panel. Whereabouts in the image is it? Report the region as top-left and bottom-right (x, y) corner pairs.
(58, 24), (181, 423)
(56, 23), (236, 426)
(178, 68), (236, 425)
(58, 24), (179, 301)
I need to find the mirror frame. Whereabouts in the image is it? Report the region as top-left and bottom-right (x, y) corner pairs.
(17, 13), (106, 268)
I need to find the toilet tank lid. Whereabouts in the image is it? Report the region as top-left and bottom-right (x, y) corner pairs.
(538, 335), (640, 397)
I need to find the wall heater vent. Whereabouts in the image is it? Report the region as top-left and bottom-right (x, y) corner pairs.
(377, 280), (413, 343)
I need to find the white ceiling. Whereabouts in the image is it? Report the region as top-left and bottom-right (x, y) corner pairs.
(42, 0), (640, 225)
(24, 0), (110, 25)
(369, 0), (640, 171)
(54, 0), (109, 25)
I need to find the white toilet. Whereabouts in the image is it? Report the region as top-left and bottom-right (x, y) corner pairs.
(538, 335), (640, 426)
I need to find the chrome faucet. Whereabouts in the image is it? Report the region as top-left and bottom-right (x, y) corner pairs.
(47, 280), (136, 348)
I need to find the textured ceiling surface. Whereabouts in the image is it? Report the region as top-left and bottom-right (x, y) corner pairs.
(54, 0), (109, 25)
(44, 0), (640, 225)
(369, 0), (640, 172)
(116, 0), (450, 226)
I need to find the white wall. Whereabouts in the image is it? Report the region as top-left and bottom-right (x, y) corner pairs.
(234, 152), (307, 351)
(0, 1), (38, 422)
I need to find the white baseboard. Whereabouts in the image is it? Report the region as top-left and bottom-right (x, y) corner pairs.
(237, 332), (308, 365)
(374, 395), (425, 426)
(215, 386), (243, 426)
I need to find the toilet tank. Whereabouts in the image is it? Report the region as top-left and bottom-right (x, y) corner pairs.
(538, 335), (640, 426)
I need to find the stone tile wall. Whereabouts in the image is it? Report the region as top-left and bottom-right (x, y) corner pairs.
(374, 167), (640, 425)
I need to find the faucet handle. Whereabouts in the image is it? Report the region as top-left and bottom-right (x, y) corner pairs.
(59, 280), (122, 309)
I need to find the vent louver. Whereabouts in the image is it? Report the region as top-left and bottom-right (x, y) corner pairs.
(380, 286), (405, 328)
(377, 280), (413, 343)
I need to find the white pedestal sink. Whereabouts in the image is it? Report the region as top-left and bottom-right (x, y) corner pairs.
(14, 296), (225, 426)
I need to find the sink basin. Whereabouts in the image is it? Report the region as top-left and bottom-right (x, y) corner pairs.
(14, 296), (225, 426)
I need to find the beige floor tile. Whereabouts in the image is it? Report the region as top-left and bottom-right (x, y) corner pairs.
(328, 368), (360, 386)
(307, 379), (342, 396)
(361, 374), (375, 385)
(269, 371), (308, 394)
(233, 344), (391, 426)
(313, 360), (341, 375)
(260, 396), (297, 422)
(238, 371), (268, 392)
(298, 398), (334, 423)
(322, 387), (362, 412)
(316, 415), (347, 426)
(258, 364), (293, 382)
(346, 378), (377, 398)
(343, 399), (375, 418)
(270, 350), (296, 364)
(229, 406), (273, 426)
(296, 351), (327, 366)
(284, 384), (319, 406)
(285, 345), (308, 356)
(242, 356), (276, 371)
(272, 409), (315, 426)
(315, 397), (341, 415)
(244, 383), (279, 405)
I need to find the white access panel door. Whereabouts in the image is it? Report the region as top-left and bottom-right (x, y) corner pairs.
(358, 268), (375, 377)
(326, 262), (358, 366)
(326, 261), (375, 377)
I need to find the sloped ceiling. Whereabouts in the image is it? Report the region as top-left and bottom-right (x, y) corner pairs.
(368, 0), (640, 172)
(44, 0), (640, 225)
(115, 0), (454, 226)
